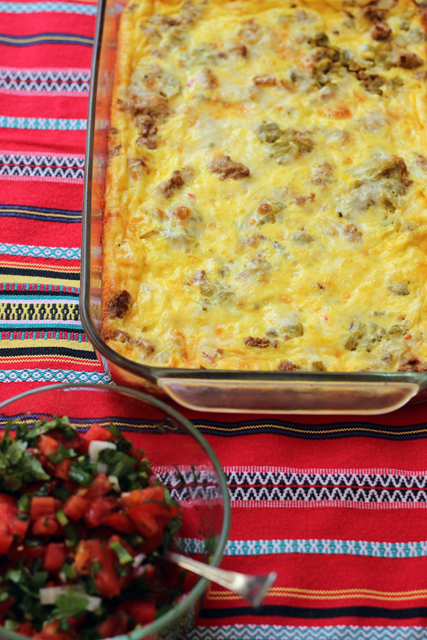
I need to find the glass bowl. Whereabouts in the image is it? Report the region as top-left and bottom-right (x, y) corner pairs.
(0, 383), (231, 640)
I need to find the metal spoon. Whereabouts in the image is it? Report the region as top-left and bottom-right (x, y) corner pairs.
(164, 550), (277, 608)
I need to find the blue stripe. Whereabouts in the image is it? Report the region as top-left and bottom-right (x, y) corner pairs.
(0, 324), (83, 332)
(0, 243), (80, 260)
(179, 538), (427, 559)
(0, 368), (111, 384)
(0, 331), (87, 341)
(187, 624), (427, 640)
(0, 2), (98, 15)
(0, 116), (86, 130)
(0, 203), (81, 222)
(0, 33), (93, 47)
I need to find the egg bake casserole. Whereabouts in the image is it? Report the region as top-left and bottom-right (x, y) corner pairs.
(103, 0), (427, 373)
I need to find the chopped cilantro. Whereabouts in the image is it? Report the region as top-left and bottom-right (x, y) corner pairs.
(52, 591), (90, 619)
(69, 461), (95, 486)
(98, 449), (136, 479)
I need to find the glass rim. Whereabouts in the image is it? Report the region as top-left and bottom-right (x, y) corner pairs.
(0, 382), (231, 640)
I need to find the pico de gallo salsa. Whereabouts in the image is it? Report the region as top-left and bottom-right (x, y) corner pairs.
(0, 416), (189, 640)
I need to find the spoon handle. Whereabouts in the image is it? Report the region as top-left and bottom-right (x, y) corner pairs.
(164, 550), (277, 608)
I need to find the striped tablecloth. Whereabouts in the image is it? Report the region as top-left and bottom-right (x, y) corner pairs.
(2, 2), (427, 639)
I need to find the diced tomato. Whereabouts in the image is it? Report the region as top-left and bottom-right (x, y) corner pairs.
(65, 433), (86, 452)
(97, 610), (128, 638)
(81, 473), (111, 501)
(94, 544), (121, 598)
(84, 497), (115, 528)
(8, 543), (45, 563)
(53, 458), (72, 480)
(34, 620), (75, 640)
(43, 543), (66, 572)
(140, 529), (163, 555)
(67, 615), (86, 629)
(83, 424), (114, 443)
(127, 505), (159, 538)
(129, 447), (145, 465)
(73, 541), (92, 575)
(0, 503), (17, 554)
(0, 532), (13, 555)
(16, 621), (34, 636)
(120, 486), (165, 509)
(109, 534), (135, 558)
(64, 494), (90, 521)
(74, 540), (120, 598)
(0, 597), (15, 620)
(127, 501), (180, 538)
(10, 516), (29, 542)
(0, 494), (17, 506)
(38, 434), (60, 456)
(30, 496), (56, 520)
(33, 516), (60, 536)
(116, 600), (156, 626)
(103, 512), (135, 534)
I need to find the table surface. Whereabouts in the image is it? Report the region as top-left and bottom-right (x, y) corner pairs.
(2, 2), (427, 639)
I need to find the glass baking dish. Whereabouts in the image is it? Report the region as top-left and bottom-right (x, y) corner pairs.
(80, 0), (427, 414)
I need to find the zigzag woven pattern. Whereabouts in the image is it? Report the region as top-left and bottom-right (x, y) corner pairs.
(179, 537), (427, 559)
(0, 302), (80, 322)
(187, 625), (427, 639)
(0, 2), (98, 14)
(225, 469), (427, 505)
(0, 116), (87, 130)
(0, 152), (84, 181)
(0, 368), (111, 383)
(0, 68), (90, 94)
(0, 243), (80, 260)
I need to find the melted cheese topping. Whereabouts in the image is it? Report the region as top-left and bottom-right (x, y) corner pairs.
(103, 0), (427, 372)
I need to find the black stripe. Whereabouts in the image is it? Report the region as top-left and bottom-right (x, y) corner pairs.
(191, 418), (427, 440)
(0, 266), (80, 281)
(199, 604), (427, 620)
(0, 203), (81, 223)
(0, 346), (97, 360)
(0, 305), (80, 321)
(0, 289), (79, 299)
(0, 33), (94, 47)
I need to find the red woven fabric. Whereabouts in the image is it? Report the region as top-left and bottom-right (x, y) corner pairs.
(2, 3), (427, 640)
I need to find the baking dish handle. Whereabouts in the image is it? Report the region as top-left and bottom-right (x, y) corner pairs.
(158, 378), (419, 414)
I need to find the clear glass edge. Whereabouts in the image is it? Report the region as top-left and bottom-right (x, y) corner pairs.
(79, 0), (427, 402)
(0, 382), (231, 640)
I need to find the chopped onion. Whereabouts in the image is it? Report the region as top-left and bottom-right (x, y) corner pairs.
(84, 596), (102, 612)
(39, 586), (101, 612)
(96, 462), (108, 474)
(132, 553), (146, 569)
(108, 475), (120, 492)
(39, 586), (70, 605)
(88, 440), (116, 462)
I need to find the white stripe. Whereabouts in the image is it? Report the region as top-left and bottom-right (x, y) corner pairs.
(0, 2), (98, 15)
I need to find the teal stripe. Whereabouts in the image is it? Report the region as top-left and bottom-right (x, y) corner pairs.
(0, 2), (97, 14)
(0, 116), (86, 131)
(0, 323), (82, 330)
(0, 369), (111, 384)
(179, 538), (427, 559)
(187, 624), (427, 640)
(0, 243), (80, 260)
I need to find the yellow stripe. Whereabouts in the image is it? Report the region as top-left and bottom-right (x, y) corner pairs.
(0, 260), (79, 272)
(207, 588), (427, 602)
(196, 423), (427, 437)
(0, 35), (91, 43)
(0, 355), (96, 365)
(0, 339), (94, 351)
(2, 275), (79, 286)
(1, 208), (79, 220)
